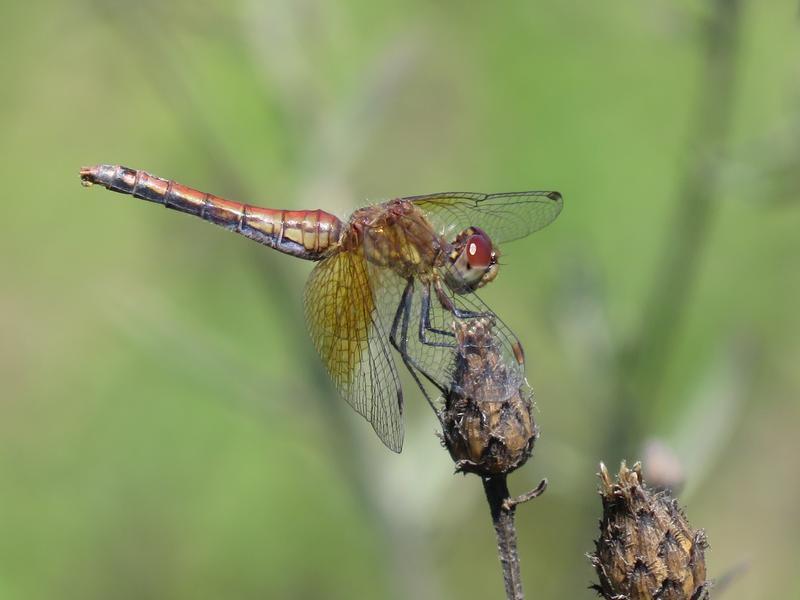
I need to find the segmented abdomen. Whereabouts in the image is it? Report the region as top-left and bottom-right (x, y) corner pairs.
(80, 164), (343, 260)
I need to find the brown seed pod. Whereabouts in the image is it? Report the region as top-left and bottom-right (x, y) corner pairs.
(589, 462), (709, 600)
(439, 318), (536, 476)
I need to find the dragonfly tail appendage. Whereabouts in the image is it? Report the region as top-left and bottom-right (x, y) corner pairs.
(80, 164), (343, 260)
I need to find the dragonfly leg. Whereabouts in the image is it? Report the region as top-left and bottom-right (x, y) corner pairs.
(432, 278), (494, 322)
(418, 282), (456, 348)
(389, 279), (446, 405)
(389, 278), (413, 349)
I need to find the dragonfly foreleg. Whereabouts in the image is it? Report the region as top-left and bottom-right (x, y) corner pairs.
(389, 279), (446, 405)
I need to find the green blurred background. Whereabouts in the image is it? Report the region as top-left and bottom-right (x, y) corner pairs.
(2, 1), (799, 598)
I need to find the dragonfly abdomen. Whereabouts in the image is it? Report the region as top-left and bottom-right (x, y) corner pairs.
(80, 164), (342, 260)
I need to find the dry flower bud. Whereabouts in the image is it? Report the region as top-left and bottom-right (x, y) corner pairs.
(439, 318), (536, 476)
(589, 462), (709, 600)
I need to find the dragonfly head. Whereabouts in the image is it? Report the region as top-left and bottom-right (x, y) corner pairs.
(443, 226), (499, 294)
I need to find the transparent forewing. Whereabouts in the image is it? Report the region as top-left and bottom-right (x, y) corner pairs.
(304, 250), (404, 452)
(450, 316), (529, 407)
(439, 285), (527, 402)
(407, 191), (563, 244)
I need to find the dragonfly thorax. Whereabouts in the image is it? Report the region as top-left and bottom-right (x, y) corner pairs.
(442, 226), (498, 294)
(352, 200), (443, 278)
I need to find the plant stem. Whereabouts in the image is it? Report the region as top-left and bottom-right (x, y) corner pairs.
(483, 475), (525, 600)
(608, 0), (742, 460)
(482, 476), (548, 600)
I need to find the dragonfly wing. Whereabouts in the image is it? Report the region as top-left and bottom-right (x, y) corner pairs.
(304, 250), (404, 452)
(366, 264), (457, 403)
(364, 249), (525, 405)
(448, 289), (527, 400)
(407, 191), (563, 245)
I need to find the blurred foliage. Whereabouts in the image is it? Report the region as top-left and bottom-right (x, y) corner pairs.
(1, 1), (799, 598)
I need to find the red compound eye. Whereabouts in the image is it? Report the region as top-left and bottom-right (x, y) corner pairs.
(465, 233), (493, 269)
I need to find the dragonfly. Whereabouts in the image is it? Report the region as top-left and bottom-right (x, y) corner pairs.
(80, 164), (562, 452)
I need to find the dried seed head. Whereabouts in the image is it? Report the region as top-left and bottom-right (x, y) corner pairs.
(589, 462), (709, 600)
(439, 318), (536, 476)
